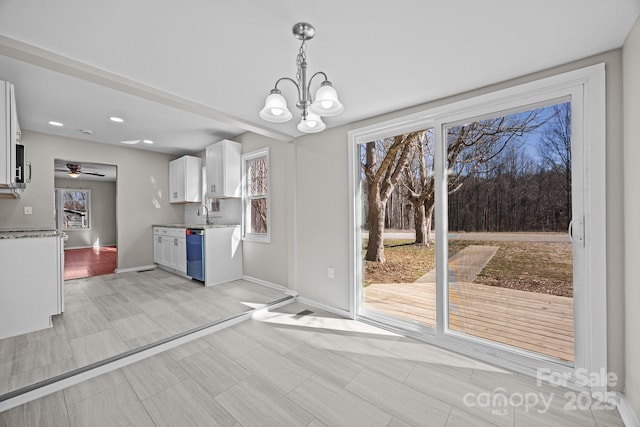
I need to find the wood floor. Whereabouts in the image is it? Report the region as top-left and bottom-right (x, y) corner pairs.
(64, 246), (118, 280)
(0, 269), (285, 395)
(364, 281), (574, 361)
(0, 302), (622, 427)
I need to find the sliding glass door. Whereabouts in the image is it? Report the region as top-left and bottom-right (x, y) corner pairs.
(443, 101), (577, 363)
(350, 65), (605, 376)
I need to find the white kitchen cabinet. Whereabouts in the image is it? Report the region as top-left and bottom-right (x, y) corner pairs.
(153, 227), (186, 274)
(171, 235), (186, 273)
(169, 155), (202, 203)
(0, 80), (25, 198)
(0, 233), (63, 339)
(203, 225), (242, 286)
(206, 139), (241, 198)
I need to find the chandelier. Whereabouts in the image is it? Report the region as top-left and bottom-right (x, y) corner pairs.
(259, 22), (343, 133)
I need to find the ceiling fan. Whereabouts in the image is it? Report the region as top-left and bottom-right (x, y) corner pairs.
(55, 163), (105, 178)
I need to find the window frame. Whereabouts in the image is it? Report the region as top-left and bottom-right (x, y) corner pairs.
(55, 188), (91, 230)
(241, 147), (271, 243)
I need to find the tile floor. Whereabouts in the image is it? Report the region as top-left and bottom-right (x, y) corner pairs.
(0, 302), (625, 427)
(0, 269), (285, 395)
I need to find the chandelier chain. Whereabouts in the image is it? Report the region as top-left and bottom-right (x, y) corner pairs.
(296, 40), (307, 87)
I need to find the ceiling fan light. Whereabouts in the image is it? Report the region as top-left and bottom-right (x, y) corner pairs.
(310, 82), (343, 116)
(68, 172), (80, 178)
(259, 90), (292, 123)
(297, 113), (326, 133)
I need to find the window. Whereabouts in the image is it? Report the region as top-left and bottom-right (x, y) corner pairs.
(55, 188), (91, 230)
(242, 148), (270, 242)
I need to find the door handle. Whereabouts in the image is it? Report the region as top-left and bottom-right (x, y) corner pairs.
(568, 218), (585, 247)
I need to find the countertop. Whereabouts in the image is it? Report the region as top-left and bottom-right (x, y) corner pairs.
(0, 229), (67, 239)
(153, 224), (240, 229)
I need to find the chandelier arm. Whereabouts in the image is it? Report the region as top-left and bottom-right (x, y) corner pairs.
(273, 77), (302, 107)
(306, 71), (329, 97)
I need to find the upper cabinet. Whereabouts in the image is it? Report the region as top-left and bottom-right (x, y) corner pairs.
(0, 80), (26, 198)
(206, 139), (241, 198)
(169, 155), (202, 203)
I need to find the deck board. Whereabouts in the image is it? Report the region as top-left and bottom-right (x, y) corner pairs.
(364, 281), (574, 361)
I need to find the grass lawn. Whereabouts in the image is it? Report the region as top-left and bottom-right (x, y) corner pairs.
(364, 238), (573, 297)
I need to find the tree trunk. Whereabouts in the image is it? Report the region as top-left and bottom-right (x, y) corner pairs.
(413, 201), (427, 245)
(425, 203), (435, 244)
(365, 192), (386, 262)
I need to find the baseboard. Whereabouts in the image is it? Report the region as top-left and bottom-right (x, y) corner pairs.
(618, 394), (640, 427)
(295, 296), (351, 319)
(241, 275), (290, 294)
(114, 265), (157, 274)
(64, 244), (117, 250)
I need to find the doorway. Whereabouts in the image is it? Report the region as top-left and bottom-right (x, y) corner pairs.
(54, 159), (117, 280)
(349, 64), (606, 384)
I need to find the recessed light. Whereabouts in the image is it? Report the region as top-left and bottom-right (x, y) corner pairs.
(48, 121), (64, 127)
(120, 140), (140, 145)
(109, 116), (124, 123)
(143, 140), (154, 144)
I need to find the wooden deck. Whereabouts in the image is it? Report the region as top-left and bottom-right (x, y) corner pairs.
(364, 281), (574, 361)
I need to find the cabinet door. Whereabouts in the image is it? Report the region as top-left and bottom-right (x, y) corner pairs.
(174, 238), (187, 273)
(206, 142), (224, 197)
(161, 237), (172, 266)
(169, 159), (182, 202)
(206, 140), (241, 198)
(184, 156), (202, 202)
(153, 235), (163, 263)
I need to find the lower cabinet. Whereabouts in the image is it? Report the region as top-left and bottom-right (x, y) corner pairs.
(203, 226), (242, 286)
(0, 234), (63, 339)
(152, 225), (242, 285)
(153, 227), (186, 274)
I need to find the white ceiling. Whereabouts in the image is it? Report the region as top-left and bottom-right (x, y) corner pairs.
(0, 0), (638, 156)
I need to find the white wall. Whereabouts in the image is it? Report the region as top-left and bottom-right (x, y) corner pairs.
(0, 131), (183, 269)
(623, 15), (640, 421)
(235, 132), (291, 288)
(55, 177), (117, 248)
(293, 50), (625, 390)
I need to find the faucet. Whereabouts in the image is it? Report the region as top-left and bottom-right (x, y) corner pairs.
(200, 205), (211, 225)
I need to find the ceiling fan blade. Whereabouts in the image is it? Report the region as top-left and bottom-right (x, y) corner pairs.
(54, 169), (69, 172)
(81, 171), (105, 177)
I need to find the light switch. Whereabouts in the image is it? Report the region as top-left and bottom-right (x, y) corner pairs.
(24, 206), (32, 215)
(327, 267), (335, 279)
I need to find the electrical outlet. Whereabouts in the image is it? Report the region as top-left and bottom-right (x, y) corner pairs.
(23, 206), (32, 215)
(327, 267), (335, 279)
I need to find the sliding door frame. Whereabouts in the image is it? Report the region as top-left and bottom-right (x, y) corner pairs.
(347, 63), (606, 392)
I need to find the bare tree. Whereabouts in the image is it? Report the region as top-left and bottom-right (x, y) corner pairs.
(403, 130), (435, 245)
(538, 102), (572, 228)
(363, 131), (424, 262)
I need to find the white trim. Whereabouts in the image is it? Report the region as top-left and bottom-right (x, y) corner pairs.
(241, 147), (271, 243)
(348, 63), (607, 389)
(618, 394), (640, 427)
(114, 264), (157, 274)
(241, 275), (289, 294)
(295, 296), (352, 319)
(64, 244), (117, 250)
